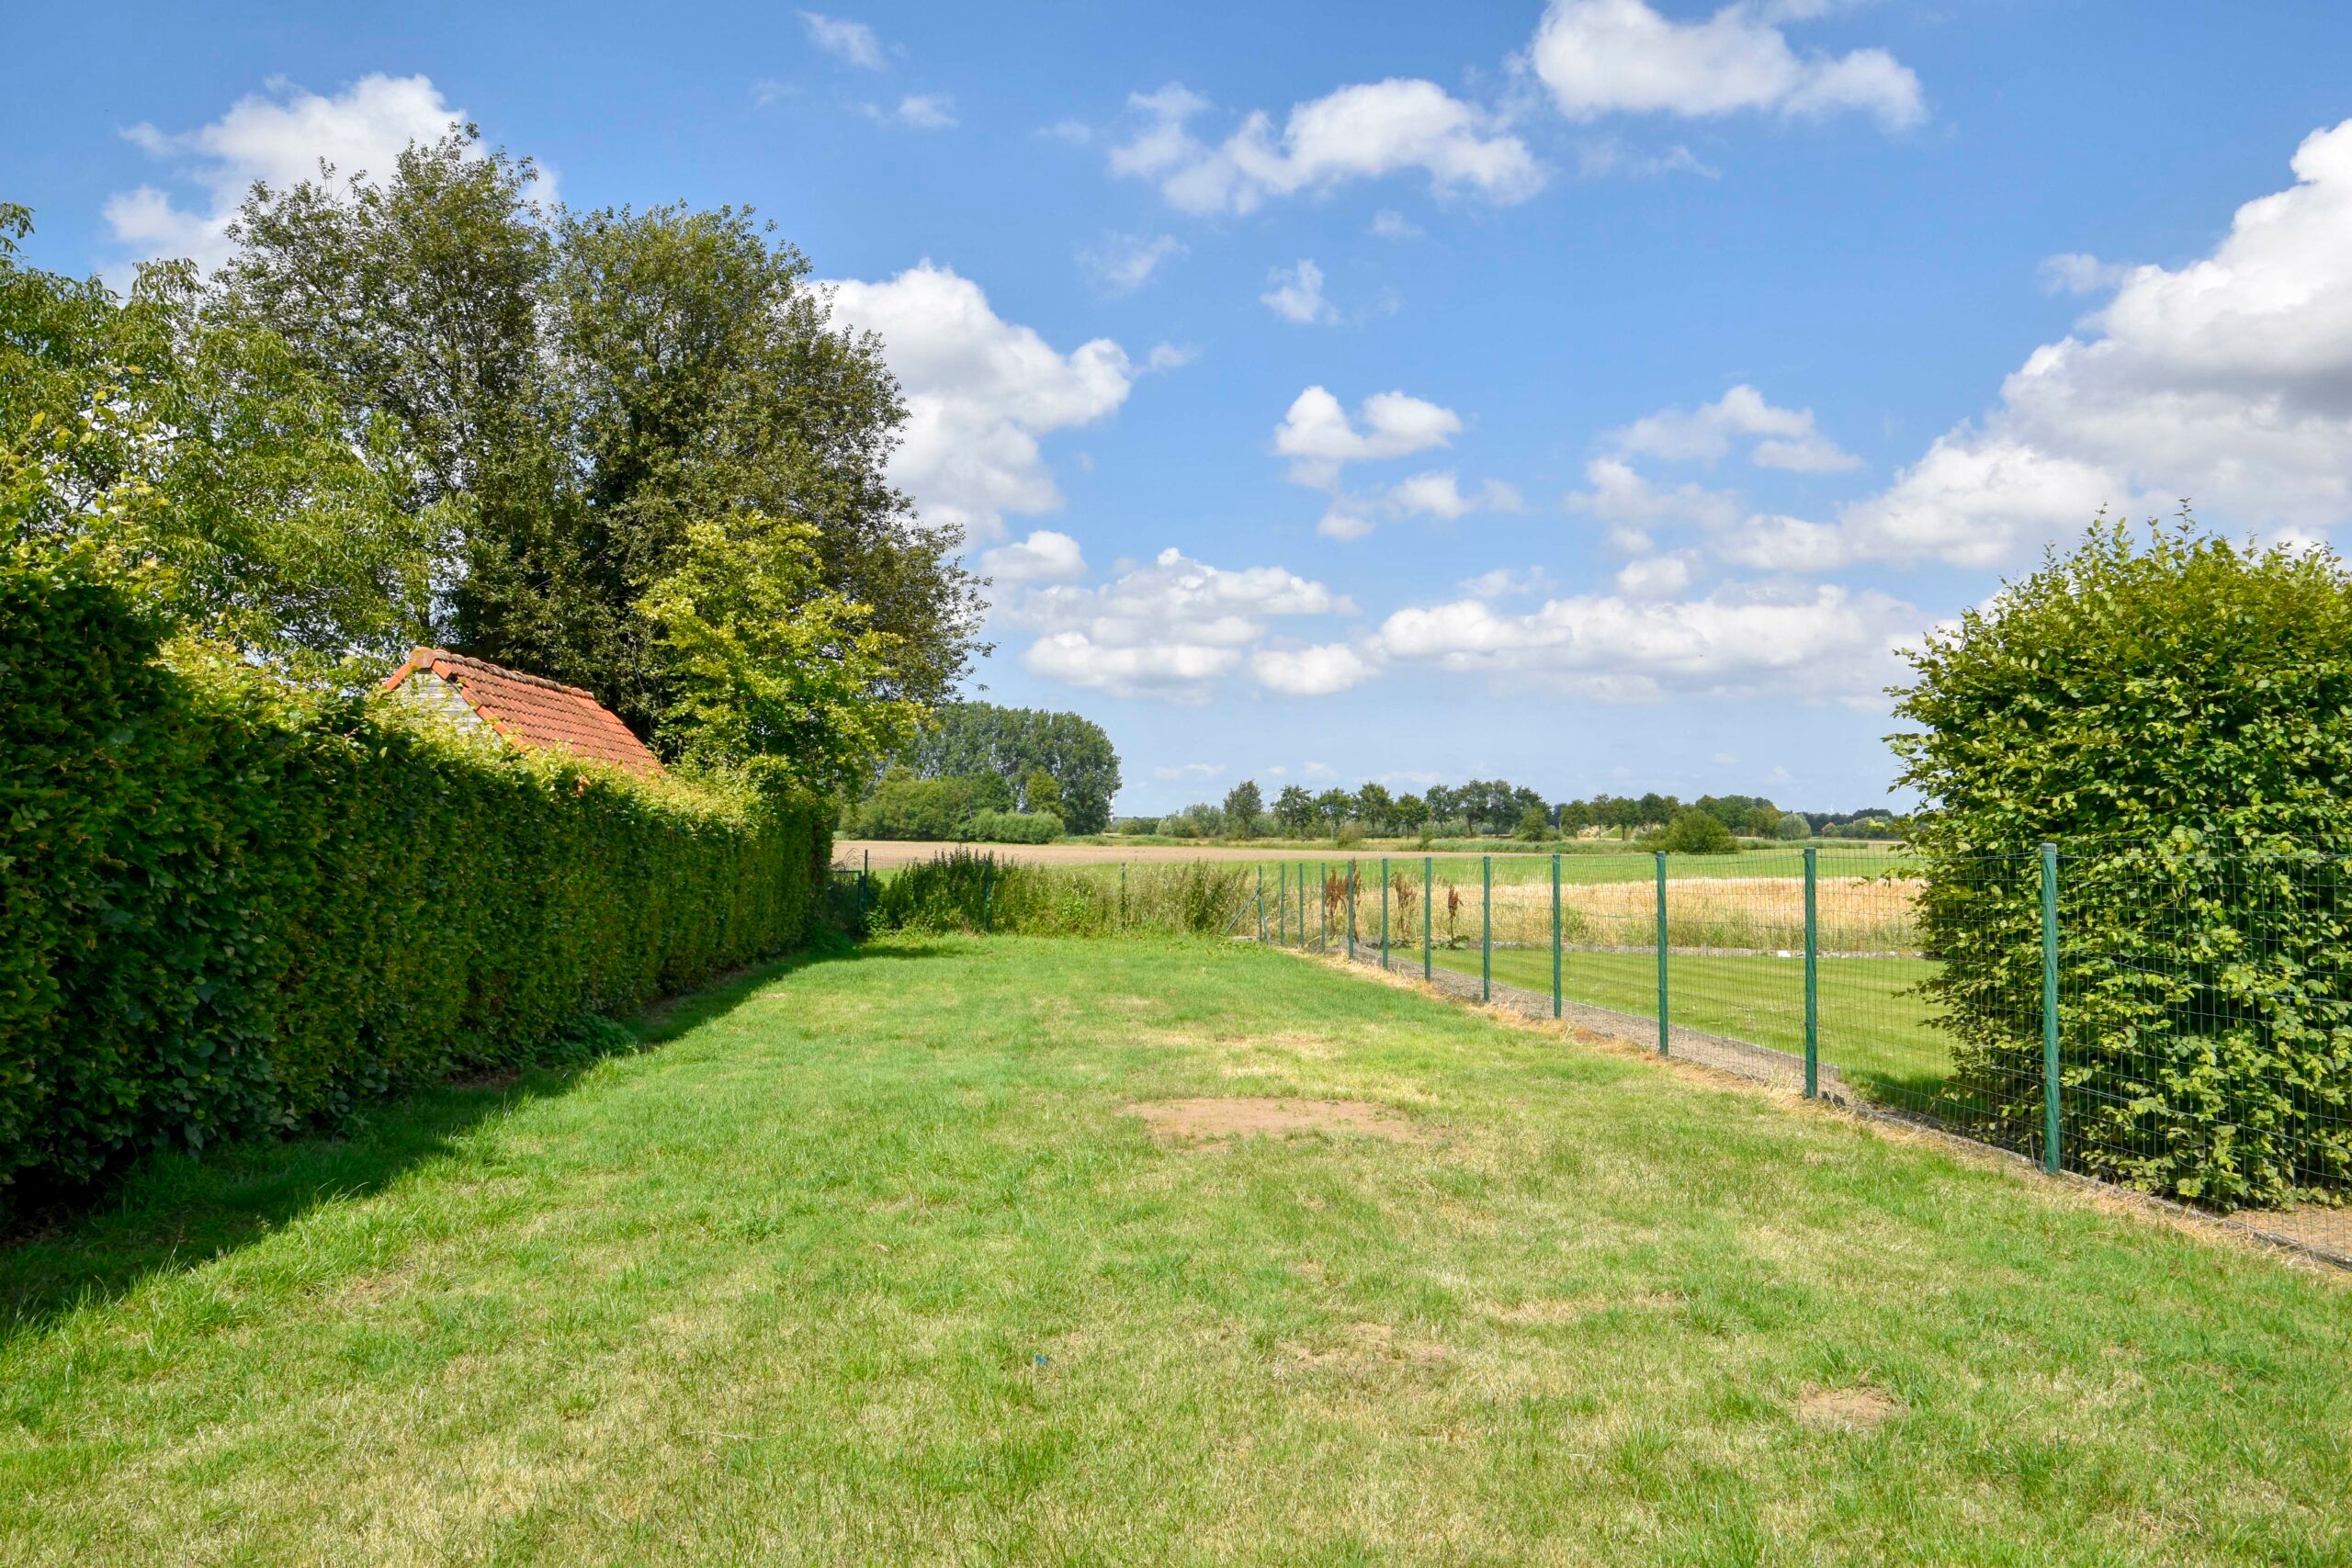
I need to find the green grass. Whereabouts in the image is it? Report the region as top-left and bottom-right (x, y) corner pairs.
(1420, 944), (1958, 1104)
(6, 935), (2348, 1563)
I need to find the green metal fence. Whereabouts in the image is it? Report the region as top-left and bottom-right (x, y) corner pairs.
(1240, 844), (2351, 1266)
(839, 841), (2351, 1265)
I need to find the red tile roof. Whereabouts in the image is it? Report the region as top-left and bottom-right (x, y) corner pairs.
(382, 647), (664, 777)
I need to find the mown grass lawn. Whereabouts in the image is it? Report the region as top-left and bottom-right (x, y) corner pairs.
(5, 935), (2347, 1564)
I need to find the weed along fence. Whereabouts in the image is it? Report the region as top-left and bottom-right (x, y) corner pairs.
(1249, 844), (2351, 1266)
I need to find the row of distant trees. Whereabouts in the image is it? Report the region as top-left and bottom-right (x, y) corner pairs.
(1117, 781), (1906, 842)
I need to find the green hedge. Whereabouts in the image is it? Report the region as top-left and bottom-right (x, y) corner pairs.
(962, 809), (1062, 845)
(869, 850), (1254, 937)
(0, 554), (830, 1197)
(1897, 526), (2352, 1208)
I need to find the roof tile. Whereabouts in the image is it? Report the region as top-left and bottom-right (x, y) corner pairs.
(382, 648), (664, 777)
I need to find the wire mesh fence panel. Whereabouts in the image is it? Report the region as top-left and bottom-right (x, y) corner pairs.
(2053, 844), (2352, 1261)
(1809, 851), (1999, 1134)
(1654, 850), (1812, 1088)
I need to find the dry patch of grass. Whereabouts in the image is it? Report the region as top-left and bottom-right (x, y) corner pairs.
(1798, 1383), (1905, 1432)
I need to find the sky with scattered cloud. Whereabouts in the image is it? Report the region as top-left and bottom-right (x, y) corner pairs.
(17, 1), (2352, 811)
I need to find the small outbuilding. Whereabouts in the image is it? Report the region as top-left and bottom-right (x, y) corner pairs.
(381, 646), (664, 778)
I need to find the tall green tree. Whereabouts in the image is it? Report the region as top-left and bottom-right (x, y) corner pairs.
(1273, 784), (1316, 837)
(896, 702), (1121, 832)
(1221, 779), (1263, 838)
(215, 130), (981, 755)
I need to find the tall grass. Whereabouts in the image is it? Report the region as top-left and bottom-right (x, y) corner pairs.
(870, 850), (1258, 937)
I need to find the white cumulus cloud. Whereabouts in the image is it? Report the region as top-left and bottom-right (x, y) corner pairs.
(107, 74), (471, 276)
(1753, 118), (2352, 568)
(1386, 470), (1529, 522)
(1253, 642), (1379, 697)
(1525, 0), (1924, 130)
(1273, 386), (1462, 488)
(821, 261), (1142, 542)
(1080, 231), (1185, 295)
(1110, 79), (1544, 216)
(980, 529), (1087, 584)
(1608, 384), (1860, 471)
(867, 94), (956, 130)
(801, 12), (885, 69)
(1006, 547), (1354, 702)
(1261, 258), (1338, 324)
(1566, 457), (1741, 530)
(1374, 580), (1920, 703)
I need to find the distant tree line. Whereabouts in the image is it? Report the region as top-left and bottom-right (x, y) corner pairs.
(1113, 779), (1908, 843)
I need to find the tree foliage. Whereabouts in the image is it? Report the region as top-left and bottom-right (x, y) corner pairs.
(212, 132), (981, 773)
(1656, 810), (1738, 854)
(1894, 518), (2352, 1205)
(895, 701), (1121, 833)
(2, 208), (441, 676)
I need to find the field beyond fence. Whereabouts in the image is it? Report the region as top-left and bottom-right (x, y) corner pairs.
(845, 843), (2352, 1265)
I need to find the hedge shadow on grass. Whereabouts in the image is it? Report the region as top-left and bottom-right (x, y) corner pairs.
(0, 935), (932, 1343)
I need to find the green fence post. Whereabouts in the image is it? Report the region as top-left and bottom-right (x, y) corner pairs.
(1380, 857), (1390, 970)
(1119, 862), (1127, 931)
(1320, 861), (1329, 950)
(982, 856), (994, 934)
(1803, 844), (1819, 1099)
(1346, 861), (1357, 963)
(1551, 852), (1562, 1020)
(1655, 851), (1668, 1055)
(1277, 864), (1286, 945)
(1481, 855), (1492, 1002)
(1422, 856), (1432, 981)
(2041, 840), (2063, 1174)
(1257, 864), (1266, 942)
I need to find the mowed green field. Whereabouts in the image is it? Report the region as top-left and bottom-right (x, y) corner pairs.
(6, 936), (2346, 1564)
(1418, 945), (1961, 1107)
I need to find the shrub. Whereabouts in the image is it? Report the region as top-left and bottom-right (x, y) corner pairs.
(1894, 521), (2352, 1206)
(1515, 805), (1551, 841)
(847, 769), (1009, 840)
(1334, 819), (1366, 849)
(963, 809), (1062, 844)
(869, 851), (1253, 937)
(1111, 816), (1159, 836)
(0, 552), (829, 1200)
(1161, 817), (1200, 840)
(1656, 811), (1738, 854)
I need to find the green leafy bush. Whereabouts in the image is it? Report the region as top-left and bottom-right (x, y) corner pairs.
(0, 550), (829, 1199)
(1655, 811), (1738, 855)
(870, 852), (1254, 937)
(963, 809), (1062, 844)
(847, 768), (1011, 840)
(1895, 521), (2352, 1207)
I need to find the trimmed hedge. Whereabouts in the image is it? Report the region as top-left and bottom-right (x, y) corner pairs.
(0, 553), (830, 1196)
(1897, 525), (2352, 1208)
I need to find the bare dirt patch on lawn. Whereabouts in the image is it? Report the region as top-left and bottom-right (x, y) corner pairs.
(1798, 1383), (1903, 1431)
(1123, 1097), (1419, 1148)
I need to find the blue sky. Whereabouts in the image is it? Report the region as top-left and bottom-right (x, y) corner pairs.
(11, 2), (2352, 815)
